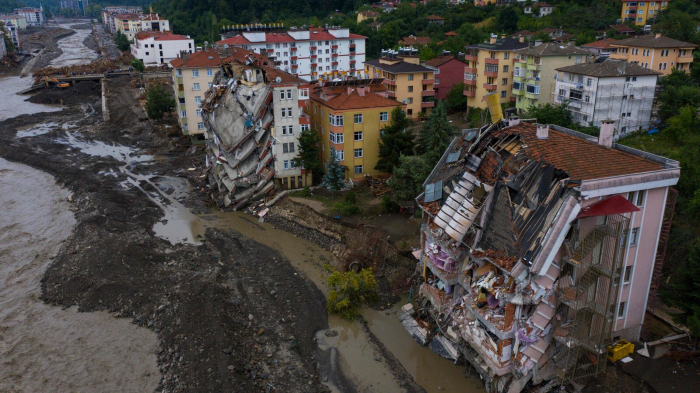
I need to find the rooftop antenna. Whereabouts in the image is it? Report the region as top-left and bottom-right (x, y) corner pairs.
(204, 41), (209, 51)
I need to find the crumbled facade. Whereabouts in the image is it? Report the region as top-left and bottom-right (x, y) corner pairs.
(200, 54), (279, 208)
(404, 119), (680, 392)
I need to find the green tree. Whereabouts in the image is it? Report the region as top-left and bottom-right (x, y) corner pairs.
(661, 242), (700, 336)
(293, 128), (323, 181)
(665, 105), (699, 144)
(131, 58), (145, 72)
(388, 155), (432, 202)
(0, 22), (16, 53)
(114, 31), (130, 51)
(495, 6), (519, 34)
(322, 153), (346, 191)
(145, 86), (176, 121)
(524, 103), (575, 128)
(656, 9), (697, 42)
(445, 82), (467, 114)
(326, 268), (379, 321)
(418, 100), (454, 166)
(658, 85), (700, 123)
(375, 107), (414, 174)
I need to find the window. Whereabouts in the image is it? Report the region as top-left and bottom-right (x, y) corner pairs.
(290, 160), (296, 169)
(636, 190), (645, 206)
(584, 95), (590, 103)
(354, 131), (363, 141)
(299, 88), (309, 98)
(196, 109), (202, 116)
(354, 148), (363, 158)
(288, 126), (293, 135)
(502, 78), (508, 85)
(176, 70), (182, 77)
(354, 165), (363, 174)
(557, 88), (565, 96)
(353, 114), (363, 124)
(408, 74), (414, 81)
(407, 109), (413, 116)
(380, 112), (388, 121)
(526, 84), (540, 94)
(284, 160), (289, 170)
(192, 70), (199, 77)
(500, 90), (506, 98)
(569, 89), (582, 100)
(504, 53), (510, 60)
(329, 114), (344, 126)
(629, 227), (639, 246)
(195, 96), (202, 105)
(503, 65), (509, 73)
(329, 132), (344, 144)
(283, 143), (289, 153)
(514, 81), (523, 91)
(407, 97), (413, 104)
(197, 122), (204, 130)
(282, 126), (288, 135)
(207, 69), (213, 76)
(436, 79), (440, 85)
(287, 89), (292, 99)
(624, 266), (633, 283)
(208, 83), (212, 89)
(334, 149), (344, 161)
(301, 124), (310, 132)
(587, 78), (593, 87)
(618, 301), (626, 318)
(280, 90), (286, 100)
(193, 83), (200, 91)
(408, 86), (413, 93)
(180, 110), (187, 118)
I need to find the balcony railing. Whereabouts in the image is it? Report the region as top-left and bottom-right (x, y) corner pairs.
(483, 83), (497, 91)
(421, 101), (435, 108)
(485, 58), (499, 65)
(421, 90), (435, 96)
(422, 78), (435, 85)
(463, 90), (476, 97)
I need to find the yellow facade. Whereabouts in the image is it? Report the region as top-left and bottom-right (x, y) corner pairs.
(115, 18), (142, 40)
(621, 1), (670, 26)
(609, 42), (695, 75)
(357, 12), (378, 24)
(309, 101), (399, 180)
(463, 45), (519, 110)
(364, 57), (435, 119)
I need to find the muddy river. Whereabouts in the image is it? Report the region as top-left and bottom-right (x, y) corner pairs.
(0, 22), (484, 393)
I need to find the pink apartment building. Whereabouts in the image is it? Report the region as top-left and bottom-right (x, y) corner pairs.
(403, 118), (680, 392)
(424, 56), (467, 100)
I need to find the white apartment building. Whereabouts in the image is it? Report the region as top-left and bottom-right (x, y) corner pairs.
(139, 14), (170, 34)
(13, 7), (43, 27)
(170, 49), (226, 143)
(267, 68), (312, 189)
(0, 14), (27, 30)
(101, 7), (142, 33)
(131, 31), (194, 66)
(1, 21), (20, 48)
(554, 60), (660, 137)
(217, 26), (366, 81)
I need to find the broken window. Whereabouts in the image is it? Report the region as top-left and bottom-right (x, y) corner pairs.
(569, 89), (582, 100)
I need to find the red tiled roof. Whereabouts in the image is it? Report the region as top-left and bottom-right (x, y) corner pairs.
(155, 33), (190, 41)
(610, 24), (635, 33)
(444, 31), (458, 36)
(576, 195), (640, 219)
(312, 88), (399, 111)
(170, 49), (227, 68)
(495, 122), (665, 180)
(427, 15), (444, 20)
(582, 38), (619, 48)
(425, 56), (463, 67)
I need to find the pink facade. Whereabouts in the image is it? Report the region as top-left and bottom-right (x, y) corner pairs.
(426, 57), (467, 100)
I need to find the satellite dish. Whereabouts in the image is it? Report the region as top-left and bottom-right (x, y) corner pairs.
(224, 44), (229, 48)
(275, 76), (282, 83)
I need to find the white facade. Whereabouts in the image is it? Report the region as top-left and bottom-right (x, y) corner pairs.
(2, 21), (19, 48)
(271, 83), (311, 186)
(132, 34), (194, 66)
(14, 7), (43, 27)
(218, 28), (367, 81)
(554, 70), (658, 136)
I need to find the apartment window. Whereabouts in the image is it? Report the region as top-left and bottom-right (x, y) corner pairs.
(329, 114), (344, 126)
(408, 85), (414, 93)
(329, 132), (344, 144)
(503, 65), (509, 73)
(196, 109), (202, 116)
(636, 190), (645, 206)
(502, 78), (508, 85)
(334, 149), (344, 161)
(287, 89), (292, 99)
(281, 126), (288, 135)
(176, 70), (182, 77)
(380, 112), (388, 121)
(436, 79), (440, 85)
(500, 90), (506, 98)
(284, 160), (289, 170)
(558, 88), (566, 97)
(584, 95), (590, 103)
(408, 74), (414, 81)
(288, 125), (294, 135)
(354, 131), (363, 141)
(526, 84), (540, 94)
(423, 73), (429, 80)
(195, 96), (202, 105)
(207, 69), (213, 76)
(618, 301), (626, 318)
(504, 53), (510, 60)
(624, 266), (633, 283)
(587, 78), (593, 87)
(301, 124), (310, 132)
(192, 70), (199, 77)
(354, 165), (363, 174)
(407, 109), (413, 116)
(197, 122), (204, 130)
(354, 114), (363, 124)
(299, 88), (309, 98)
(193, 83), (200, 91)
(180, 110), (187, 118)
(354, 148), (363, 158)
(569, 89), (582, 100)
(290, 161), (295, 169)
(407, 97), (413, 104)
(629, 227), (639, 246)
(280, 90), (286, 100)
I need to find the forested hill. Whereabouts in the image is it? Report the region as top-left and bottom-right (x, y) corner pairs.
(151, 0), (364, 43)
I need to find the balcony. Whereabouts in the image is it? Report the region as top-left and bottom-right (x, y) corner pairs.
(510, 96), (516, 102)
(291, 64), (299, 69)
(423, 253), (461, 285)
(421, 90), (435, 97)
(310, 46), (317, 50)
(420, 283), (452, 309)
(464, 54), (477, 62)
(383, 78), (396, 85)
(331, 52), (338, 57)
(331, 45), (338, 49)
(421, 101), (435, 108)
(387, 91), (396, 98)
(484, 70), (498, 77)
(290, 47), (298, 52)
(266, 48), (274, 53)
(678, 55), (693, 63)
(464, 67), (477, 74)
(350, 60), (356, 65)
(526, 62), (541, 71)
(422, 78), (435, 85)
(464, 79), (477, 85)
(291, 56), (298, 61)
(483, 83), (497, 91)
(484, 58), (499, 65)
(349, 44), (356, 49)
(332, 61), (338, 66)
(311, 54), (317, 59)
(463, 90), (476, 97)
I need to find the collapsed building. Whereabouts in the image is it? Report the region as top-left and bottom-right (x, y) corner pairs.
(199, 51), (282, 208)
(403, 119), (680, 392)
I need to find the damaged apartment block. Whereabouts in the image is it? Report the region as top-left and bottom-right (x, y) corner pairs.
(201, 52), (278, 208)
(402, 118), (680, 392)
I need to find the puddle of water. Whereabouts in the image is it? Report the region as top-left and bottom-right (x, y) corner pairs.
(16, 121), (61, 138)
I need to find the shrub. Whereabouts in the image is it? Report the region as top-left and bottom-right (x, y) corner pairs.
(326, 268), (379, 321)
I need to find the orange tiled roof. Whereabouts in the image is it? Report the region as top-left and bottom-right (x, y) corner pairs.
(495, 122), (664, 180)
(582, 38), (619, 48)
(311, 88), (399, 111)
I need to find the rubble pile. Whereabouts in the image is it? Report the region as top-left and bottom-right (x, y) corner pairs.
(32, 58), (121, 81)
(200, 58), (276, 209)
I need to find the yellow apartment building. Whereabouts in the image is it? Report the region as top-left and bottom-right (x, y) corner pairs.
(308, 80), (403, 179)
(357, 10), (380, 23)
(609, 34), (696, 75)
(463, 35), (528, 110)
(621, 1), (670, 26)
(114, 14), (143, 40)
(364, 54), (436, 119)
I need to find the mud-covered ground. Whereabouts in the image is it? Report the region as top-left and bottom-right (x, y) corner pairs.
(0, 78), (346, 392)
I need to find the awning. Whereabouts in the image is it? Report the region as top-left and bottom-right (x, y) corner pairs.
(576, 194), (640, 219)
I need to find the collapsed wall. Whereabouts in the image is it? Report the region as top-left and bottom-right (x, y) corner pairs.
(201, 61), (276, 208)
